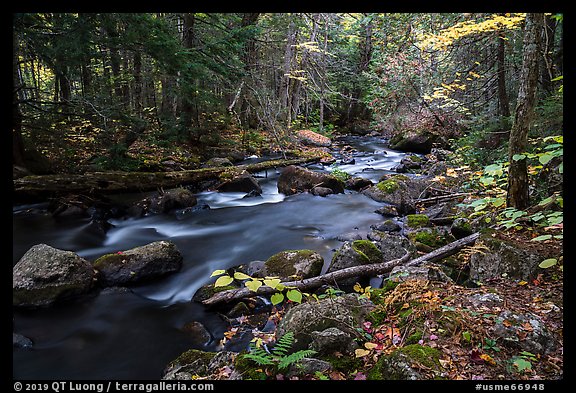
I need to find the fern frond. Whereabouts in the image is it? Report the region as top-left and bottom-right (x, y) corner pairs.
(277, 349), (317, 370)
(272, 332), (294, 356)
(241, 352), (276, 366)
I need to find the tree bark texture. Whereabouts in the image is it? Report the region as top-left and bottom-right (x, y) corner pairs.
(507, 13), (543, 210)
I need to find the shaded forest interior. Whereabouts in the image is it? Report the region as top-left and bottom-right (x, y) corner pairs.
(13, 13), (562, 178)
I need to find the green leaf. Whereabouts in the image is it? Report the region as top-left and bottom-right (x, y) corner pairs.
(480, 177), (494, 186)
(233, 272), (252, 280)
(263, 278), (282, 289)
(462, 331), (472, 342)
(512, 154), (526, 161)
(539, 153), (554, 165)
(513, 358), (532, 372)
(286, 289), (303, 303)
(214, 275), (234, 287)
(558, 162), (563, 174)
(531, 235), (552, 242)
(539, 258), (557, 269)
(270, 292), (284, 305)
(245, 279), (263, 292)
(491, 197), (506, 207)
(210, 269), (226, 277)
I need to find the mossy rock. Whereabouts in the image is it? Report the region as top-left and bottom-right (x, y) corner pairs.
(376, 179), (400, 194)
(408, 228), (450, 250)
(351, 240), (383, 264)
(367, 344), (442, 380)
(163, 349), (216, 379)
(405, 214), (430, 229)
(265, 249), (323, 279)
(192, 283), (238, 303)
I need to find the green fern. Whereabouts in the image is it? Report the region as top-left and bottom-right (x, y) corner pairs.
(277, 349), (317, 370)
(241, 331), (317, 372)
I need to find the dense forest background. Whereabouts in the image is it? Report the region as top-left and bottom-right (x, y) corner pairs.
(13, 13), (563, 175)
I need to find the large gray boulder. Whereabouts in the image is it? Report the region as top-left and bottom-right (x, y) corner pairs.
(277, 294), (373, 351)
(493, 311), (557, 355)
(94, 240), (183, 286)
(13, 244), (96, 307)
(278, 165), (344, 196)
(389, 130), (441, 154)
(469, 230), (550, 282)
(326, 240), (383, 285)
(362, 174), (430, 215)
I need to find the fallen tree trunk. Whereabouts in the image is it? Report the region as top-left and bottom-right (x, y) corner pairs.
(13, 156), (321, 200)
(202, 232), (480, 306)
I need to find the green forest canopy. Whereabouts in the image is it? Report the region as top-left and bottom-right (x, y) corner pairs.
(13, 13), (562, 177)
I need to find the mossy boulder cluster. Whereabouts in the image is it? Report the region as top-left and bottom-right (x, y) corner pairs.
(13, 240), (184, 308)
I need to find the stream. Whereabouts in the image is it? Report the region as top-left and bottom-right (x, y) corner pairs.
(13, 136), (406, 380)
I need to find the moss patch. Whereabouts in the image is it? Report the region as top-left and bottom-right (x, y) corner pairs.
(351, 240), (383, 264)
(406, 214), (430, 229)
(376, 179), (400, 194)
(367, 344), (442, 380)
(321, 354), (363, 375)
(409, 228), (448, 249)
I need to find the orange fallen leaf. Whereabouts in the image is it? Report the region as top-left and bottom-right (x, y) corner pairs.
(480, 354), (496, 366)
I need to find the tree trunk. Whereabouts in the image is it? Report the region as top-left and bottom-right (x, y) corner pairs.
(238, 13), (260, 129)
(507, 13), (543, 209)
(496, 30), (510, 117)
(133, 49), (142, 116)
(180, 13), (197, 137)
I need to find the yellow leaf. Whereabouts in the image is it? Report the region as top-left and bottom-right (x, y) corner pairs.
(518, 281), (528, 286)
(480, 354), (497, 366)
(364, 342), (379, 350)
(214, 275), (234, 287)
(355, 348), (371, 358)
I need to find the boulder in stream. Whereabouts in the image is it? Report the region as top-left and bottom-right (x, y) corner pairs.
(326, 240), (383, 285)
(93, 240), (183, 286)
(216, 171), (262, 194)
(278, 165), (344, 196)
(263, 249), (324, 280)
(362, 174), (429, 215)
(13, 244), (96, 307)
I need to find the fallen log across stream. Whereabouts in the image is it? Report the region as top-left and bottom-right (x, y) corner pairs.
(13, 156), (322, 200)
(202, 232), (481, 306)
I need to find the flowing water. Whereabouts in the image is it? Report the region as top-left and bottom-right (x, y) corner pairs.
(12, 136), (405, 380)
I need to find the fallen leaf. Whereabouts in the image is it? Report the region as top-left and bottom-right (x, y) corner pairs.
(355, 348), (371, 358)
(480, 354), (496, 366)
(470, 348), (485, 364)
(329, 371), (346, 380)
(364, 342), (379, 350)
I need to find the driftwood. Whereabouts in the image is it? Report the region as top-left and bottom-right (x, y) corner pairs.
(13, 156), (321, 199)
(201, 232), (480, 306)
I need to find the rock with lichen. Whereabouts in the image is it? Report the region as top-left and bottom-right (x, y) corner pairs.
(93, 240), (183, 286)
(13, 244), (96, 307)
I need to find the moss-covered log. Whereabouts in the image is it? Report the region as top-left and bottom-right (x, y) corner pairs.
(13, 156), (321, 200)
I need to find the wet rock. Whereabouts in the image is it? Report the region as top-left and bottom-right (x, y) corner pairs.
(309, 327), (355, 355)
(13, 333), (33, 348)
(242, 189), (262, 198)
(277, 294), (373, 351)
(278, 165), (344, 196)
(129, 188), (198, 216)
(13, 244), (96, 307)
(493, 311), (557, 355)
(389, 131), (440, 154)
(375, 204), (399, 217)
(181, 321), (212, 346)
(429, 148), (452, 161)
(395, 155), (423, 173)
(311, 186), (334, 197)
(217, 171), (262, 194)
(340, 157), (356, 165)
(94, 240), (183, 286)
(345, 177), (373, 191)
(265, 249), (324, 280)
(371, 219), (401, 233)
(336, 231), (363, 242)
